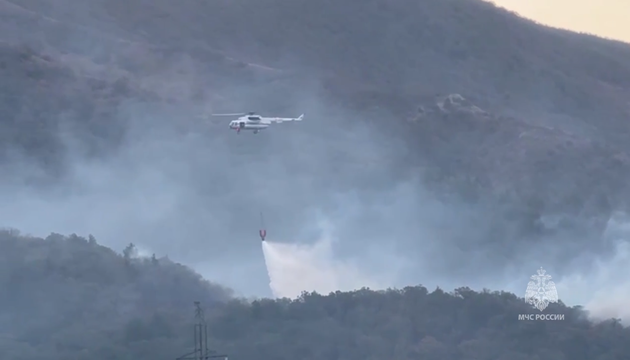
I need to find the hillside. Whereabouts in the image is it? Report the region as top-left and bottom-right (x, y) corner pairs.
(0, 231), (629, 360)
(1, 0), (629, 216)
(62, 0), (630, 135)
(0, 231), (232, 360)
(0, 230), (231, 337)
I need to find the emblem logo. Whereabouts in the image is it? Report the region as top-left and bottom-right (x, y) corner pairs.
(524, 267), (559, 311)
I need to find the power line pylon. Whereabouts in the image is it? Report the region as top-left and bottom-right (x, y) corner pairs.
(176, 301), (228, 360)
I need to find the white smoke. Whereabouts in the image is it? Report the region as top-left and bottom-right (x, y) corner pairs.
(261, 220), (386, 298)
(260, 211), (630, 324)
(555, 212), (630, 322)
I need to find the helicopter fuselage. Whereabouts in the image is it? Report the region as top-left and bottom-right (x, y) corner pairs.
(229, 119), (269, 134)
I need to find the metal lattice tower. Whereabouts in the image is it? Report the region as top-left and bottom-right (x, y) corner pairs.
(176, 302), (228, 360)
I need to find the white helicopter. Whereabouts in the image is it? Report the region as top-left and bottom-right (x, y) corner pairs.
(212, 111), (305, 134)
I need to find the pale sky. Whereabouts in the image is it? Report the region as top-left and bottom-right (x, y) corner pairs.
(491, 0), (630, 43)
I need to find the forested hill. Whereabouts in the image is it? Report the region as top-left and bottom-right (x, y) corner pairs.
(0, 231), (629, 360)
(0, 230), (232, 359)
(3, 0), (630, 236)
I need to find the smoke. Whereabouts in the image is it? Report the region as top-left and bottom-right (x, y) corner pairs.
(3, 80), (629, 322)
(1, 1), (629, 324)
(262, 240), (373, 298)
(260, 208), (630, 324)
(554, 212), (630, 322)
(0, 68), (419, 298)
(261, 219), (392, 298)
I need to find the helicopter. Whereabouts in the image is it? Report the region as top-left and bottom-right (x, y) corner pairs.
(211, 112), (304, 134)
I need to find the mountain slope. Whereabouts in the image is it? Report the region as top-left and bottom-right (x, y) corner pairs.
(90, 0), (630, 138)
(2, 0), (630, 155)
(0, 40), (153, 178)
(1, 0), (630, 279)
(3, 0), (630, 151)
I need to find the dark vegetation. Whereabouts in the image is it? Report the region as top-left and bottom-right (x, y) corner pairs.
(0, 231), (629, 360)
(1, 0), (630, 358)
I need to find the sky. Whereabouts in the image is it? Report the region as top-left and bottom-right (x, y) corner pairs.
(492, 0), (630, 42)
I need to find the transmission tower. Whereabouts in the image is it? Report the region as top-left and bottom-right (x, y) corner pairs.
(176, 301), (228, 360)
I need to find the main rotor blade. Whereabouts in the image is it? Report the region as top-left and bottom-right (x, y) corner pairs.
(211, 113), (247, 116)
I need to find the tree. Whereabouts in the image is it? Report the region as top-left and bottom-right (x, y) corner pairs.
(123, 243), (137, 261)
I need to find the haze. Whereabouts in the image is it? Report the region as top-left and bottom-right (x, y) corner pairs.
(1, 0), (629, 324)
